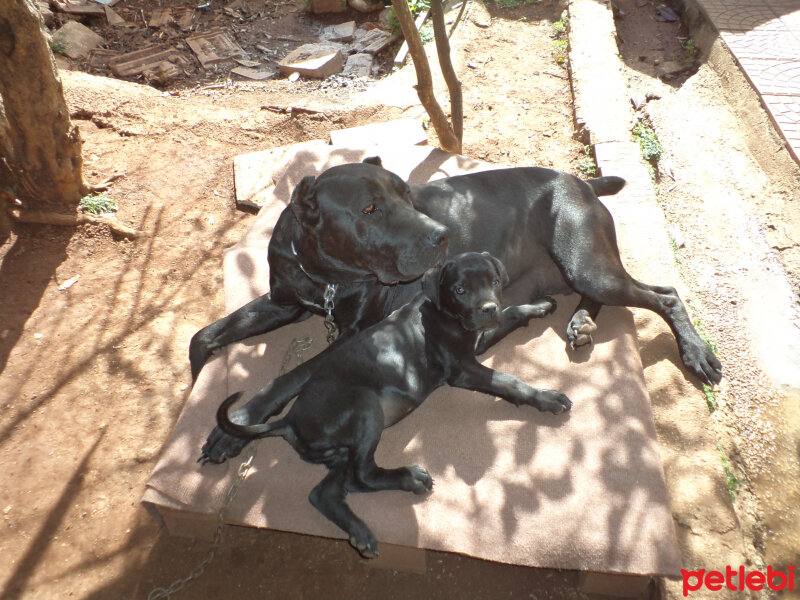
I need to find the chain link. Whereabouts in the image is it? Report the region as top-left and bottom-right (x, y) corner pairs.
(323, 283), (339, 344)
(146, 336), (313, 599)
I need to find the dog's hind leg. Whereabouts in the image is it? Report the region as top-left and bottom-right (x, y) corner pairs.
(190, 293), (311, 382)
(201, 357), (319, 463)
(309, 465), (379, 557)
(569, 269), (721, 384)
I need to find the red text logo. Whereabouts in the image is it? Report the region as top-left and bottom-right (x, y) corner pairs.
(682, 565), (795, 596)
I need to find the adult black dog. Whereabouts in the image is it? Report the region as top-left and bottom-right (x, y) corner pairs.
(213, 252), (571, 557)
(196, 158), (722, 462)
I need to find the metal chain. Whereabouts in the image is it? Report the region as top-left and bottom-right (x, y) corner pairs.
(146, 336), (313, 600)
(323, 283), (339, 344)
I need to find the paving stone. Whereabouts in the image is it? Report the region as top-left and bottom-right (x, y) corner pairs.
(343, 53), (373, 77)
(149, 8), (172, 27)
(307, 0), (347, 14)
(52, 0), (105, 16)
(320, 21), (356, 43)
(231, 65), (276, 80)
(104, 6), (127, 27)
(351, 28), (395, 55)
(107, 45), (190, 79)
(278, 43), (344, 78)
(52, 20), (104, 60)
(186, 29), (248, 67)
(329, 118), (427, 148)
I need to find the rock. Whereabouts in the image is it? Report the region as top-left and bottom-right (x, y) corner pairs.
(351, 28), (395, 55)
(343, 53), (373, 77)
(320, 21), (356, 43)
(307, 0), (347, 14)
(36, 1), (54, 26)
(278, 43), (344, 78)
(348, 0), (383, 12)
(52, 21), (104, 60)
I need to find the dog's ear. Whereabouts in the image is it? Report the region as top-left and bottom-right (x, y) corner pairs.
(362, 156), (382, 167)
(421, 267), (441, 309)
(289, 175), (318, 225)
(481, 252), (510, 287)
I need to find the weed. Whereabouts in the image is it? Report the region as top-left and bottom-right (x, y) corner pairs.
(632, 124), (663, 169)
(499, 0), (521, 7)
(578, 146), (597, 176)
(553, 15), (569, 37)
(388, 0), (432, 35)
(79, 192), (117, 214)
(551, 39), (568, 65)
(50, 34), (68, 55)
(703, 383), (717, 413)
(668, 233), (683, 266)
(717, 443), (741, 501)
(681, 38), (698, 57)
(418, 22), (434, 43)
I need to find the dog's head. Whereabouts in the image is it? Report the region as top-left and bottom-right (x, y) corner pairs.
(422, 252), (509, 331)
(289, 157), (449, 284)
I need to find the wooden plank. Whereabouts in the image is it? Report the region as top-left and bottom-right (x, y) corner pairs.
(578, 572), (652, 598)
(394, 9), (429, 66)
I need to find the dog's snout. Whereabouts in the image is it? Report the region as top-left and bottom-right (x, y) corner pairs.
(427, 226), (449, 248)
(481, 302), (499, 317)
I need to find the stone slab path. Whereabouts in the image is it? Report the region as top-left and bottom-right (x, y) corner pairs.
(696, 0), (800, 162)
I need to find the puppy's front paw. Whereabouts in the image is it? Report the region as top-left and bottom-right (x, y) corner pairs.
(404, 465), (434, 495)
(349, 524), (379, 558)
(532, 389), (572, 414)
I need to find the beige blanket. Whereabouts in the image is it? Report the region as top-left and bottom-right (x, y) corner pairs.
(143, 144), (681, 577)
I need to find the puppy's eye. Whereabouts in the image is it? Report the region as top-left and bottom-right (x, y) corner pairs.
(362, 204), (378, 214)
(491, 279), (500, 287)
(455, 286), (466, 295)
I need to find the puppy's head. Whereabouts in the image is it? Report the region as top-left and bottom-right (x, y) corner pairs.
(423, 252), (508, 331)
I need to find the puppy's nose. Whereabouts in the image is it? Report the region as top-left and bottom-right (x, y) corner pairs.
(426, 226), (449, 248)
(481, 302), (498, 317)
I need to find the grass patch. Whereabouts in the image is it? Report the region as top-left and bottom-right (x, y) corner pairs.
(50, 34), (68, 55)
(578, 146), (597, 176)
(717, 443), (741, 501)
(703, 383), (717, 413)
(79, 192), (118, 214)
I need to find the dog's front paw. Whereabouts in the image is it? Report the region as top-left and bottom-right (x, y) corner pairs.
(199, 426), (250, 464)
(403, 465), (434, 495)
(349, 523), (379, 558)
(531, 389), (572, 414)
(567, 309), (597, 349)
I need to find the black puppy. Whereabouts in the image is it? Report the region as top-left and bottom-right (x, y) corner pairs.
(213, 252), (571, 557)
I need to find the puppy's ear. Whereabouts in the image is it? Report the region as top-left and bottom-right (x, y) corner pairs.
(362, 156), (382, 167)
(481, 252), (510, 287)
(289, 175), (318, 225)
(421, 267), (441, 309)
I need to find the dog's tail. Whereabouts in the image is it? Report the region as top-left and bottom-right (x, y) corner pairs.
(586, 176), (626, 196)
(217, 392), (291, 439)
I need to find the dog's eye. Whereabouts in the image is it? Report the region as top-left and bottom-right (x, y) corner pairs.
(491, 279), (500, 287)
(362, 204), (378, 215)
(455, 286), (466, 295)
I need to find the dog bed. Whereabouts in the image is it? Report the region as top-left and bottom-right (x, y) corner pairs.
(143, 144), (681, 577)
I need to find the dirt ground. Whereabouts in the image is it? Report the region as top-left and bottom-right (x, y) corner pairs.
(2, 0), (799, 598)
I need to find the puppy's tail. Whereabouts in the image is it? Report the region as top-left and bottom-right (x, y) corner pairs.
(216, 392), (290, 439)
(586, 176), (626, 196)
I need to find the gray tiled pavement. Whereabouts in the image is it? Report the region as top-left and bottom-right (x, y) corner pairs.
(695, 0), (800, 162)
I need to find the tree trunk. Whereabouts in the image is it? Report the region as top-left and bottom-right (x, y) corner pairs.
(391, 0), (462, 154)
(0, 0), (89, 209)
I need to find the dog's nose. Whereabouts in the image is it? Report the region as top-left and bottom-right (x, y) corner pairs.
(426, 226), (449, 248)
(480, 302), (498, 317)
